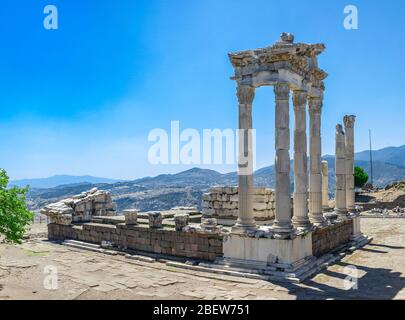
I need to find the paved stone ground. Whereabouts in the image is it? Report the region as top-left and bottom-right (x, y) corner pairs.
(1, 218), (405, 300)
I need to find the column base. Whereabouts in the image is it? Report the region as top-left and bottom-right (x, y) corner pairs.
(292, 217), (313, 232)
(309, 214), (328, 227)
(271, 221), (294, 239)
(231, 221), (256, 234)
(335, 208), (349, 221)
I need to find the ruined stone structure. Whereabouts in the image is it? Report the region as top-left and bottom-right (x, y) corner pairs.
(202, 186), (275, 224)
(41, 188), (116, 225)
(45, 34), (371, 283)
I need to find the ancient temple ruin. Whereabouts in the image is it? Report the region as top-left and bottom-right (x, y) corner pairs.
(45, 33), (371, 282)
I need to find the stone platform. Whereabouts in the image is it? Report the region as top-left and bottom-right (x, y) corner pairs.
(166, 232), (372, 283)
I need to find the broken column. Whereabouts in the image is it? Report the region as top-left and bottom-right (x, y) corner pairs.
(344, 115), (356, 213)
(232, 85), (257, 233)
(148, 211), (163, 228)
(124, 209), (138, 225)
(272, 83), (294, 238)
(174, 213), (189, 231)
(308, 96), (326, 226)
(335, 124), (348, 219)
(321, 160), (329, 212)
(292, 90), (311, 230)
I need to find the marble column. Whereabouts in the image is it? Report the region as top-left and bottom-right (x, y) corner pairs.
(308, 96), (327, 226)
(335, 124), (348, 219)
(344, 115), (356, 213)
(292, 91), (311, 230)
(232, 85), (256, 233)
(272, 83), (293, 238)
(321, 160), (329, 212)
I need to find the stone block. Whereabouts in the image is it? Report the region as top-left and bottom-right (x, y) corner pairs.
(124, 209), (138, 225)
(148, 211), (163, 228)
(174, 213), (189, 231)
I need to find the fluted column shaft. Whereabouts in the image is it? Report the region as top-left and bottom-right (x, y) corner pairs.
(335, 124), (348, 218)
(321, 160), (329, 211)
(344, 115), (356, 213)
(308, 96), (326, 226)
(272, 83), (293, 238)
(233, 85), (256, 233)
(292, 91), (311, 230)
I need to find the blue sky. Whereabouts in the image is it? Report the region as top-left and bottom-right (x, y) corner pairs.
(1, 0), (405, 180)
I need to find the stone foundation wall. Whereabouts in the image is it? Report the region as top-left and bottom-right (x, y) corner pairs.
(202, 187), (275, 221)
(48, 223), (223, 261)
(312, 220), (353, 257)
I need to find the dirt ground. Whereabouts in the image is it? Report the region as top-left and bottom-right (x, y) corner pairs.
(1, 218), (405, 300)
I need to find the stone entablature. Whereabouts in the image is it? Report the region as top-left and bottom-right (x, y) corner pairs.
(229, 32), (327, 95)
(202, 187), (275, 222)
(41, 188), (116, 225)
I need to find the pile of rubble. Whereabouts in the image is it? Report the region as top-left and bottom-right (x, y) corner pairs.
(202, 186), (275, 222)
(41, 188), (116, 225)
(367, 207), (404, 217)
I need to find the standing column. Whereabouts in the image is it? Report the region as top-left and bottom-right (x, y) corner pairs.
(272, 83), (293, 238)
(321, 160), (329, 212)
(232, 84), (256, 233)
(292, 91), (311, 230)
(344, 115), (356, 213)
(335, 124), (348, 219)
(308, 96), (326, 226)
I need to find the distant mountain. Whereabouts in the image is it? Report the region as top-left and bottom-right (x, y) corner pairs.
(10, 175), (120, 189)
(26, 145), (405, 214)
(355, 145), (405, 167)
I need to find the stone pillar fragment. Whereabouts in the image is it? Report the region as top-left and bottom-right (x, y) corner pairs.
(272, 83), (293, 238)
(344, 115), (356, 213)
(292, 91), (311, 230)
(321, 160), (329, 212)
(232, 85), (256, 233)
(148, 211), (163, 228)
(308, 96), (327, 226)
(335, 124), (348, 219)
(174, 213), (189, 231)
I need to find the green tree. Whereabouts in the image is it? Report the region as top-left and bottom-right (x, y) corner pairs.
(0, 168), (33, 243)
(354, 166), (368, 189)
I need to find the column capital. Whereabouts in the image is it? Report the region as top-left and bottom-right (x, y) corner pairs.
(292, 90), (308, 109)
(274, 83), (290, 100)
(343, 115), (356, 129)
(308, 96), (323, 114)
(237, 85), (255, 105)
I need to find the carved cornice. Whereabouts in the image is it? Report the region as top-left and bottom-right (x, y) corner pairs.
(236, 85), (255, 105)
(343, 115), (356, 129)
(274, 83), (290, 100)
(228, 34), (328, 85)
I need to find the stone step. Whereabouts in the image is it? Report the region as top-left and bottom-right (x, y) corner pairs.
(125, 254), (155, 263)
(63, 241), (104, 253)
(63, 240), (101, 249)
